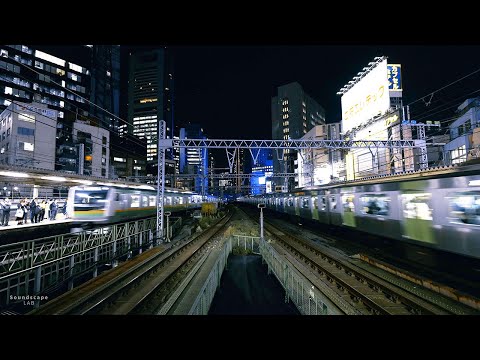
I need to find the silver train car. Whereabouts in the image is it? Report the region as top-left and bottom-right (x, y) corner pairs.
(240, 163), (480, 260)
(67, 184), (215, 225)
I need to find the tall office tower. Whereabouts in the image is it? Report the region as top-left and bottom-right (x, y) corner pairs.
(127, 48), (174, 176)
(271, 82), (326, 191)
(179, 124), (209, 195)
(0, 45), (120, 175)
(90, 45), (121, 132)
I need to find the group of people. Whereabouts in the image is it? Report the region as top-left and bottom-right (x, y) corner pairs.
(0, 198), (68, 226)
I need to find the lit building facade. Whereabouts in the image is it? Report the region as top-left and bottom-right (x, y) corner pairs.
(272, 82), (325, 191)
(250, 149), (273, 195)
(444, 98), (480, 164)
(73, 120), (110, 178)
(110, 133), (147, 180)
(0, 45), (120, 173)
(338, 57), (408, 179)
(297, 123), (345, 187)
(179, 124), (208, 194)
(0, 102), (56, 170)
(127, 48), (174, 176)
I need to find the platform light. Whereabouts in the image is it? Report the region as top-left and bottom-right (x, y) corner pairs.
(0, 171), (30, 178)
(40, 176), (67, 182)
(72, 179), (93, 185)
(97, 182), (115, 186)
(468, 180), (480, 186)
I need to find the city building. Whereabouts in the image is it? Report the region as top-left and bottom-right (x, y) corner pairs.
(72, 120), (110, 178)
(296, 123), (344, 187)
(0, 101), (56, 169)
(127, 48), (174, 176)
(0, 45), (121, 174)
(338, 57), (410, 179)
(110, 133), (147, 180)
(272, 82), (326, 191)
(444, 98), (480, 164)
(179, 124), (208, 194)
(250, 149), (273, 195)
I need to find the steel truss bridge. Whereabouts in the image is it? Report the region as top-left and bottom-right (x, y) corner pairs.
(155, 120), (430, 240)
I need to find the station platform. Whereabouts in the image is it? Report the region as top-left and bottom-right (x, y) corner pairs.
(0, 215), (72, 244)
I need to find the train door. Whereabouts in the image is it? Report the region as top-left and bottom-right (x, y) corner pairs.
(312, 195), (319, 220)
(341, 193), (356, 227)
(400, 192), (434, 244)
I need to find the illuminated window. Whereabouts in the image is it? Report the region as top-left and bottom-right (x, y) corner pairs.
(35, 50), (65, 67)
(114, 157), (126, 163)
(69, 63), (83, 73)
(342, 194), (355, 213)
(360, 194), (390, 216)
(448, 191), (480, 225)
(131, 195), (140, 208)
(149, 196), (156, 206)
(401, 193), (432, 220)
(18, 142), (34, 151)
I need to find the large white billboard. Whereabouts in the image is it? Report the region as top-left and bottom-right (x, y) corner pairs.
(341, 59), (391, 134)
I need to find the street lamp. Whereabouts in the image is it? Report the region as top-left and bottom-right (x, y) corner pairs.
(165, 211), (172, 243)
(257, 203), (265, 241)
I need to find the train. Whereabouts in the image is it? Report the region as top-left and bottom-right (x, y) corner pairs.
(239, 163), (480, 260)
(67, 184), (216, 227)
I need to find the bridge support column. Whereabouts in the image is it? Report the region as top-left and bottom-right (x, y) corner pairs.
(34, 265), (42, 308)
(68, 255), (75, 291)
(93, 247), (99, 278)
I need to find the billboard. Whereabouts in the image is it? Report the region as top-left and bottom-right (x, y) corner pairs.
(387, 64), (402, 91)
(341, 59), (391, 134)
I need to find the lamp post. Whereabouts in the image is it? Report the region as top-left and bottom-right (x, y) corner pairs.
(257, 203), (265, 241)
(165, 211), (171, 243)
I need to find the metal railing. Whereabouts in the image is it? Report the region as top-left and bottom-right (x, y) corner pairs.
(259, 237), (345, 315)
(0, 216), (157, 308)
(232, 234), (260, 254)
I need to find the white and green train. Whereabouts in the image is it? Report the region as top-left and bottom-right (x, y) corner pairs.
(67, 184), (215, 226)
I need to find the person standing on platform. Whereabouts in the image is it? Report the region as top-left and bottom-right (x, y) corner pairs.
(39, 200), (47, 222)
(23, 198), (29, 224)
(0, 199), (4, 226)
(2, 198), (11, 226)
(30, 198), (37, 223)
(63, 200), (68, 219)
(15, 202), (24, 225)
(50, 199), (58, 220)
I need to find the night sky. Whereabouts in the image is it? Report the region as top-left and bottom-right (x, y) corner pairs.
(168, 45), (480, 139)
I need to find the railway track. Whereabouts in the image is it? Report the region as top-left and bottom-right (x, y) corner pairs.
(29, 209), (234, 315)
(243, 206), (478, 315)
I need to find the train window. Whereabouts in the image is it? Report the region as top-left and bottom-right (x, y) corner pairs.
(401, 193), (432, 220)
(74, 190), (108, 204)
(320, 196), (326, 211)
(342, 194), (355, 213)
(115, 193), (120, 201)
(141, 196), (149, 207)
(149, 196), (156, 206)
(447, 191), (480, 225)
(360, 194), (390, 216)
(131, 195), (140, 208)
(165, 196), (172, 205)
(288, 198), (293, 207)
(302, 197), (310, 208)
